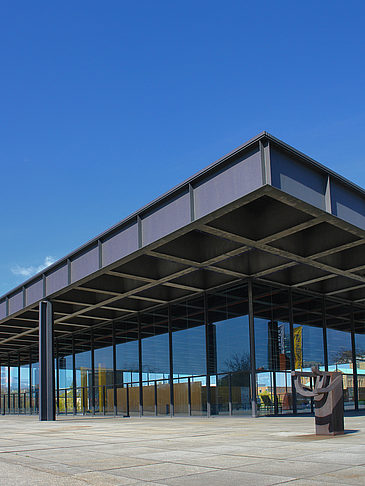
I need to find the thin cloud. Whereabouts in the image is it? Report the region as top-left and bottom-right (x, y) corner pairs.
(11, 256), (56, 278)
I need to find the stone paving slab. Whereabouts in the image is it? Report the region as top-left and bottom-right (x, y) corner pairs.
(0, 414), (364, 485)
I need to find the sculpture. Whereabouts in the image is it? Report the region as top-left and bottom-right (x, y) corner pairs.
(291, 366), (344, 435)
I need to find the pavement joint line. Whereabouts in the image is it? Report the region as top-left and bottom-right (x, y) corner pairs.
(0, 415), (364, 485)
(231, 462), (357, 477)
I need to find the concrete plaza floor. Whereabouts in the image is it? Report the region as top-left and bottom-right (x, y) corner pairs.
(0, 414), (364, 485)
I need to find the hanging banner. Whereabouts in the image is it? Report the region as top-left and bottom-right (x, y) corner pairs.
(294, 326), (303, 369)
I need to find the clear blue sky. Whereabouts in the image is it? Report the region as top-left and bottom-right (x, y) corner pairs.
(1, 1), (365, 296)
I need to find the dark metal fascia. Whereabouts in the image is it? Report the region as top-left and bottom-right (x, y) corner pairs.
(265, 132), (365, 196)
(2, 130), (365, 305)
(0, 132), (266, 302)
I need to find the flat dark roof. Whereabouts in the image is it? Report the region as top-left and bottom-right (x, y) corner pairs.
(2, 132), (365, 357)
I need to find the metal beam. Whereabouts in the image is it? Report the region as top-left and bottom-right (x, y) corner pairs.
(54, 268), (196, 325)
(200, 224), (365, 287)
(326, 283), (365, 296)
(259, 217), (325, 245)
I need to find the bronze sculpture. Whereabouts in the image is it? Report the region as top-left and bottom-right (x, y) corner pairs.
(291, 366), (344, 435)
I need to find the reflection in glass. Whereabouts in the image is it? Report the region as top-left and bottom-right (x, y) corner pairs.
(172, 296), (206, 415)
(327, 328), (354, 409)
(141, 309), (169, 416)
(115, 318), (139, 415)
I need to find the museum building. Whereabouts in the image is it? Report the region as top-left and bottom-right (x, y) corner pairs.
(1, 132), (365, 420)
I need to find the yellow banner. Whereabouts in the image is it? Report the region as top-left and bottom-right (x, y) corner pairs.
(294, 326), (303, 370)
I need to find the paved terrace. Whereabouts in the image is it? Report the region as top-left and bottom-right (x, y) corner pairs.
(0, 415), (364, 485)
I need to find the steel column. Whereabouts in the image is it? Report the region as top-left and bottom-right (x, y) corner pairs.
(138, 314), (143, 416)
(288, 289), (297, 414)
(91, 329), (95, 415)
(29, 348), (32, 414)
(228, 373), (232, 416)
(322, 297), (328, 371)
(17, 353), (21, 413)
(112, 322), (117, 416)
(72, 335), (76, 415)
(168, 304), (174, 417)
(7, 356), (10, 413)
(351, 309), (359, 411)
(188, 377), (191, 416)
(204, 292), (211, 417)
(248, 280), (258, 417)
(39, 301), (55, 421)
(55, 341), (60, 415)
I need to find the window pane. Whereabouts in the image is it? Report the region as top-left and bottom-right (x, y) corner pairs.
(141, 309), (169, 416)
(115, 317), (139, 415)
(172, 296), (206, 415)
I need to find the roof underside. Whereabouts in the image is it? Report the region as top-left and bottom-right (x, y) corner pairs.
(2, 132), (365, 361)
(3, 184), (365, 361)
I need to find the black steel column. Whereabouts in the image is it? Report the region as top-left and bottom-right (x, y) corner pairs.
(248, 280), (257, 417)
(112, 322), (117, 416)
(228, 373), (232, 416)
(55, 341), (60, 415)
(322, 297), (328, 371)
(204, 292), (211, 417)
(72, 334), (77, 415)
(91, 329), (95, 415)
(29, 348), (32, 414)
(7, 356), (10, 413)
(168, 304), (174, 417)
(288, 289), (297, 414)
(273, 372), (278, 415)
(39, 301), (55, 421)
(188, 377), (191, 416)
(351, 308), (359, 411)
(138, 314), (143, 416)
(154, 380), (158, 416)
(18, 353), (21, 413)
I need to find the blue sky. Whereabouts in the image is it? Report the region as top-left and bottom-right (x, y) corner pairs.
(1, 1), (365, 296)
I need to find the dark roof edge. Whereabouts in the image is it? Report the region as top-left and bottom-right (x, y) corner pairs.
(0, 131), (265, 300)
(1, 131), (364, 301)
(266, 132), (365, 195)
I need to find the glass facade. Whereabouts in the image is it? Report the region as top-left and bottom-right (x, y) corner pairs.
(172, 295), (207, 415)
(2, 280), (365, 417)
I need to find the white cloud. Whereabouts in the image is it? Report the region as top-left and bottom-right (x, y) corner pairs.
(11, 256), (56, 278)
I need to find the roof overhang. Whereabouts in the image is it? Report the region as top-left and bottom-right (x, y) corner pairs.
(2, 132), (365, 360)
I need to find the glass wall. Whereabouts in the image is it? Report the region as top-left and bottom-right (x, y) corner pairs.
(172, 295), (206, 415)
(354, 321), (365, 409)
(74, 333), (92, 414)
(19, 364), (30, 413)
(209, 284), (250, 415)
(326, 302), (354, 410)
(0, 366), (8, 413)
(94, 323), (114, 415)
(115, 317), (139, 416)
(57, 336), (73, 414)
(141, 308), (170, 416)
(254, 285), (292, 415)
(6, 279), (365, 418)
(9, 363), (18, 414)
(292, 293), (325, 413)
